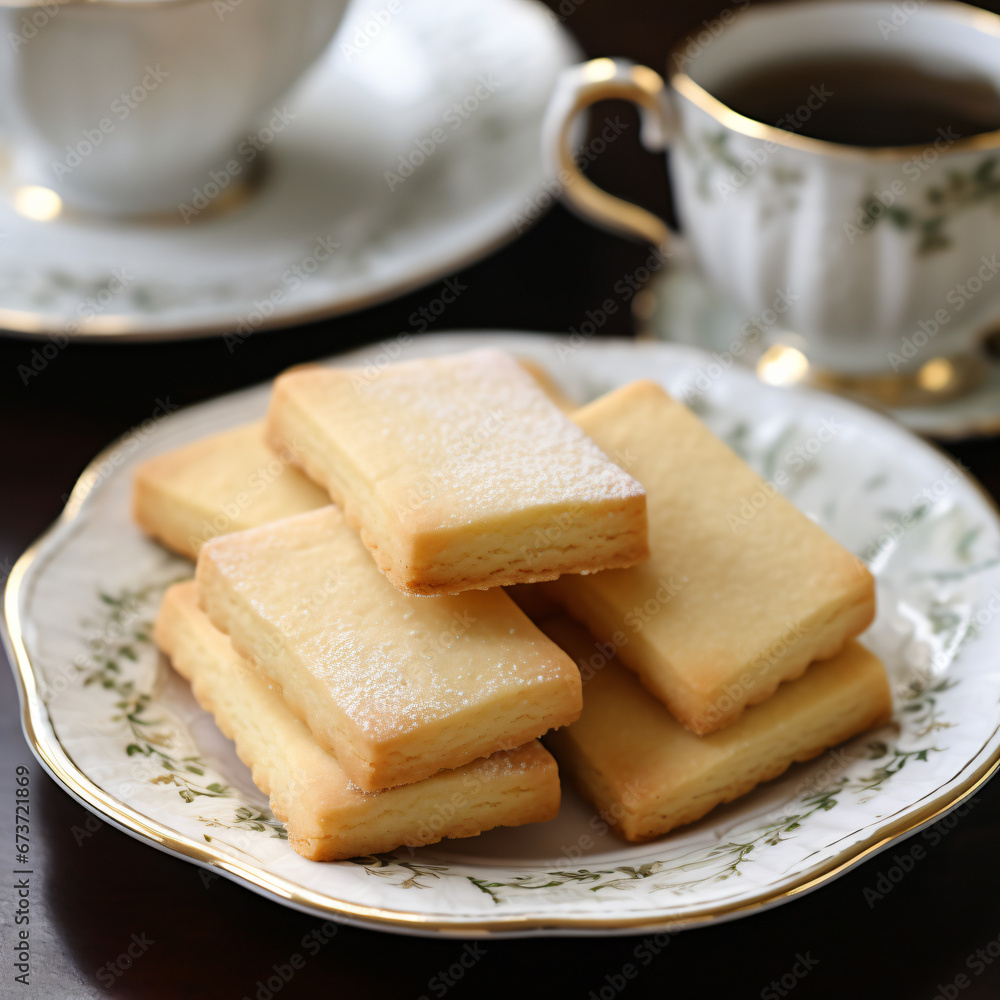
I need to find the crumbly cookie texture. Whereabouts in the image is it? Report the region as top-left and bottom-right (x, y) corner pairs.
(265, 349), (648, 596)
(541, 616), (891, 843)
(544, 380), (876, 735)
(132, 421), (328, 560)
(195, 506), (582, 792)
(154, 582), (560, 861)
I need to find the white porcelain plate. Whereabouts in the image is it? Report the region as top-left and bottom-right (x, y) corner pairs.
(6, 333), (1000, 937)
(0, 0), (576, 341)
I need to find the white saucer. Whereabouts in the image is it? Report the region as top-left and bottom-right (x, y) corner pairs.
(641, 258), (1000, 441)
(0, 0), (577, 341)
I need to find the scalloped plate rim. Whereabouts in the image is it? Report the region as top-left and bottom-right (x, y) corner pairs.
(5, 331), (1000, 938)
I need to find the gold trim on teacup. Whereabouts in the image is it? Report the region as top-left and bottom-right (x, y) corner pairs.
(552, 59), (672, 247)
(667, 0), (1000, 161)
(5, 374), (1000, 935)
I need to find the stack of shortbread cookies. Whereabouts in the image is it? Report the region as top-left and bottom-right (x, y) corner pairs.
(136, 349), (891, 861)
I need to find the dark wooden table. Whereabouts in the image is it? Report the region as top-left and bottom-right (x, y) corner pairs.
(4, 1), (1000, 997)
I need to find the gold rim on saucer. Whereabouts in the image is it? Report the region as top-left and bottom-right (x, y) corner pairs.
(756, 344), (989, 408)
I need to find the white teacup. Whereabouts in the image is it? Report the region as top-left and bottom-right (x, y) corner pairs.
(543, 1), (1000, 404)
(0, 0), (349, 217)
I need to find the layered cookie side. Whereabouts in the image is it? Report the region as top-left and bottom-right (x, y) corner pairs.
(133, 421), (327, 560)
(265, 349), (648, 596)
(195, 506), (582, 791)
(155, 582), (560, 860)
(541, 617), (892, 842)
(545, 380), (876, 734)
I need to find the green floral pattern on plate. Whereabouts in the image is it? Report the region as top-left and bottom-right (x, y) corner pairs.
(13, 334), (1000, 932)
(75, 578), (287, 841)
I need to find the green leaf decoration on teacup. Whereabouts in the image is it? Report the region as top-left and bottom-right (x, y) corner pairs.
(855, 156), (1000, 255)
(681, 130), (803, 215)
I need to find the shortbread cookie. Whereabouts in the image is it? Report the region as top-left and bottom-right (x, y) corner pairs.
(505, 583), (565, 622)
(155, 582), (560, 860)
(196, 506), (582, 791)
(131, 361), (576, 563)
(133, 422), (327, 560)
(265, 349), (648, 596)
(541, 617), (891, 842)
(544, 380), (875, 734)
(515, 359), (577, 413)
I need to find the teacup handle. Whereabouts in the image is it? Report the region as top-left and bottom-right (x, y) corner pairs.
(542, 57), (674, 247)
